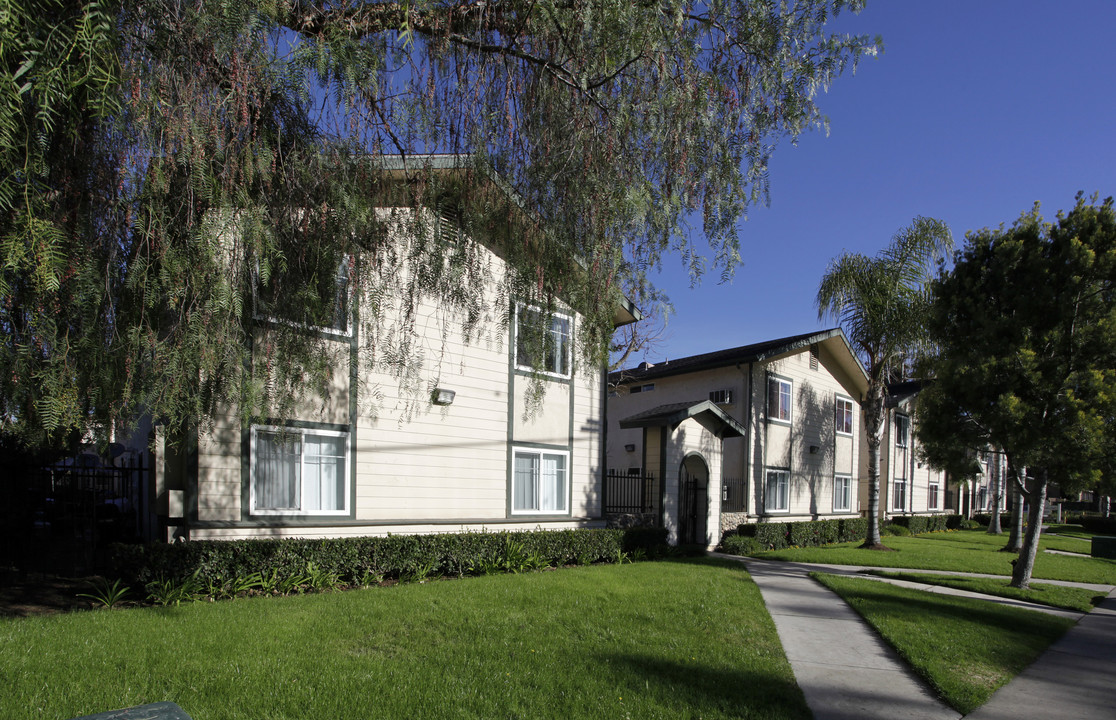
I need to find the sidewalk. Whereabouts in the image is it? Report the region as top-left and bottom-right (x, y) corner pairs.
(717, 554), (1116, 720)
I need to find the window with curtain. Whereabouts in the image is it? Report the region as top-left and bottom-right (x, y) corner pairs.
(252, 426), (348, 515)
(767, 376), (792, 423)
(765, 469), (789, 512)
(515, 306), (571, 377)
(512, 448), (568, 514)
(836, 396), (854, 435)
(833, 475), (851, 512)
(893, 479), (907, 511)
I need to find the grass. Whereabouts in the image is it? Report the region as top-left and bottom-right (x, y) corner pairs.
(753, 529), (1116, 584)
(0, 559), (811, 720)
(811, 572), (1075, 714)
(865, 571), (1105, 612)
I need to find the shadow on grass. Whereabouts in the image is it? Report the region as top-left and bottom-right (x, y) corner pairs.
(597, 652), (812, 720)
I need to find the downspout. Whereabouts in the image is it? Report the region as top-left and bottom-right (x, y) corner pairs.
(736, 361), (754, 517)
(600, 366), (608, 517)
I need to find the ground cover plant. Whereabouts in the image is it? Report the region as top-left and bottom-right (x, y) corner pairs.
(811, 573), (1075, 714)
(0, 559), (811, 720)
(751, 529), (1116, 584)
(864, 571), (1105, 613)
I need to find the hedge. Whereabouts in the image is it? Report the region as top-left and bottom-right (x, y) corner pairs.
(971, 513), (1013, 528)
(889, 514), (961, 534)
(729, 517), (876, 552)
(109, 527), (669, 586)
(1079, 516), (1116, 535)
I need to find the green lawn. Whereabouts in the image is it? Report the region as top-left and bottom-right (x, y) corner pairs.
(753, 529), (1116, 584)
(0, 559), (810, 720)
(811, 573), (1075, 714)
(865, 571), (1105, 612)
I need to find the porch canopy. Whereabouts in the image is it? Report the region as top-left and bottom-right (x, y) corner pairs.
(618, 400), (746, 438)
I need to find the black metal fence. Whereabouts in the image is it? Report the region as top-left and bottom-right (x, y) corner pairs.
(3, 454), (155, 575)
(720, 477), (747, 512)
(604, 470), (656, 514)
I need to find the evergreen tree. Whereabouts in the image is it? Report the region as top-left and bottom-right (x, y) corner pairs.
(920, 195), (1116, 588)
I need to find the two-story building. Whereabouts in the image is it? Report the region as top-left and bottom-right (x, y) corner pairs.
(154, 156), (639, 541)
(606, 329), (869, 546)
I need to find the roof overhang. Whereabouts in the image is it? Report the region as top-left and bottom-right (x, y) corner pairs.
(619, 400), (746, 438)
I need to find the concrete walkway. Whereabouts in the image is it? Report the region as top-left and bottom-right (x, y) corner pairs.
(715, 554), (1116, 720)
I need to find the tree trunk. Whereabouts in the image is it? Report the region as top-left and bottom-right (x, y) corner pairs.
(1003, 458), (1024, 552)
(987, 453), (1002, 534)
(861, 385), (885, 549)
(1010, 468), (1048, 589)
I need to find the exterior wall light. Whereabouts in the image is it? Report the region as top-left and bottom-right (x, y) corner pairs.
(432, 388), (456, 405)
(809, 445), (819, 454)
(624, 444), (636, 452)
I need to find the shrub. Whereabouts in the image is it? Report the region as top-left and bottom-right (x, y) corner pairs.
(109, 527), (670, 589)
(1079, 516), (1116, 535)
(883, 524), (911, 537)
(719, 535), (762, 556)
(972, 513), (1012, 528)
(889, 514), (955, 534)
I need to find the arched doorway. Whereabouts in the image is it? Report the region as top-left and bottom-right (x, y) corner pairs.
(679, 454), (709, 546)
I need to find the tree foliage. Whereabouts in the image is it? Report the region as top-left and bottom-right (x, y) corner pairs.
(919, 194), (1116, 587)
(1, 0), (878, 447)
(817, 216), (952, 548)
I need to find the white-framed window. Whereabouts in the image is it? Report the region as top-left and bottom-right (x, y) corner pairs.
(895, 414), (910, 447)
(512, 448), (569, 514)
(928, 481), (940, 510)
(767, 376), (792, 423)
(515, 306), (571, 378)
(709, 388), (734, 405)
(893, 478), (907, 511)
(765, 469), (789, 513)
(835, 396), (854, 435)
(250, 426), (350, 515)
(833, 474), (852, 512)
(254, 253), (351, 336)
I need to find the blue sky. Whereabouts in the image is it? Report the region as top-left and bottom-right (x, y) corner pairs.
(632, 0), (1116, 365)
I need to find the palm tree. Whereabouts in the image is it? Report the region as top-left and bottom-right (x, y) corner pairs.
(816, 217), (952, 548)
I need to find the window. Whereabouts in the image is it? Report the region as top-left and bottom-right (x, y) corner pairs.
(251, 426), (349, 515)
(512, 448), (568, 514)
(765, 470), (789, 512)
(629, 383), (655, 394)
(254, 252), (351, 335)
(709, 388), (733, 404)
(809, 344), (819, 371)
(928, 481), (940, 510)
(893, 479), (907, 511)
(833, 475), (852, 512)
(515, 307), (571, 377)
(767, 376), (792, 423)
(895, 414), (910, 447)
(835, 396), (854, 435)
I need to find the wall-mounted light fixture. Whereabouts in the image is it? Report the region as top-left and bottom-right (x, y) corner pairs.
(624, 443), (636, 453)
(432, 387), (456, 405)
(809, 445), (819, 454)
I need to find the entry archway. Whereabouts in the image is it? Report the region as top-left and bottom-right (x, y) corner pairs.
(679, 454), (710, 546)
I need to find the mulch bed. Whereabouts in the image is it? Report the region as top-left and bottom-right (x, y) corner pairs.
(0, 573), (95, 617)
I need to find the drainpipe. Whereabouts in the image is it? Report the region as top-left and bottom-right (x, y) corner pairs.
(736, 361), (754, 517)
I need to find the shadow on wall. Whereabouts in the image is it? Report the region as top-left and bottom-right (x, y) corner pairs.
(791, 383), (834, 518)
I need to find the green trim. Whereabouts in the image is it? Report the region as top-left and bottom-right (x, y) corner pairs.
(658, 425), (667, 528)
(349, 256), (360, 523)
(185, 422), (199, 528)
(567, 313), (576, 515)
(505, 316), (516, 518)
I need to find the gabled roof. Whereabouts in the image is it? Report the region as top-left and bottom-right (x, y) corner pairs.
(618, 400), (746, 438)
(609, 328), (868, 393)
(886, 379), (928, 409)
